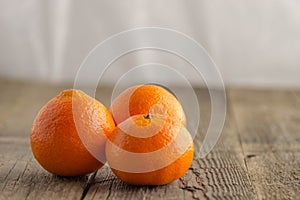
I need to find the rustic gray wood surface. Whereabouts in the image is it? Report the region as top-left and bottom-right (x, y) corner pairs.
(0, 79), (299, 200)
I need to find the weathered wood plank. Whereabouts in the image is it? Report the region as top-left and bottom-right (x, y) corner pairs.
(229, 89), (300, 154)
(0, 138), (89, 200)
(179, 98), (257, 200)
(229, 89), (300, 199)
(85, 165), (186, 200)
(246, 152), (300, 200)
(178, 151), (257, 200)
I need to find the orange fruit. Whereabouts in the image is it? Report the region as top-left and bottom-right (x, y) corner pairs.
(106, 114), (194, 185)
(30, 89), (115, 176)
(110, 84), (186, 126)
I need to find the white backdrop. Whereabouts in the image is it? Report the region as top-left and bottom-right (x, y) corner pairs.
(0, 0), (300, 87)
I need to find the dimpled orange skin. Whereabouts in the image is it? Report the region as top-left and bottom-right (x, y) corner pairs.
(106, 114), (194, 185)
(110, 85), (186, 126)
(30, 90), (115, 176)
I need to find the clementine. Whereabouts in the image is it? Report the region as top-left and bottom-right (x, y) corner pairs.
(30, 89), (115, 176)
(106, 114), (194, 185)
(110, 84), (186, 126)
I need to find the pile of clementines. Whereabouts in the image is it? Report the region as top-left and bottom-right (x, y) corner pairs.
(30, 84), (194, 185)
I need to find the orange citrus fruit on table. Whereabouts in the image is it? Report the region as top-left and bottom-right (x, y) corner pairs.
(106, 114), (194, 185)
(30, 89), (115, 176)
(110, 84), (186, 126)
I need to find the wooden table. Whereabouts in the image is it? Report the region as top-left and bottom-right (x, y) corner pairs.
(0, 78), (299, 200)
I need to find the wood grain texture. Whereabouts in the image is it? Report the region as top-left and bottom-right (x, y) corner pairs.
(229, 89), (300, 200)
(0, 79), (299, 199)
(229, 89), (300, 154)
(246, 152), (300, 199)
(0, 138), (88, 200)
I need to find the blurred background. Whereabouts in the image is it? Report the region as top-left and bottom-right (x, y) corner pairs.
(0, 0), (300, 88)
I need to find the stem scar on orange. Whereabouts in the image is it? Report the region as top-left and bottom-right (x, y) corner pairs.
(110, 84), (186, 126)
(106, 114), (194, 185)
(30, 89), (115, 176)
